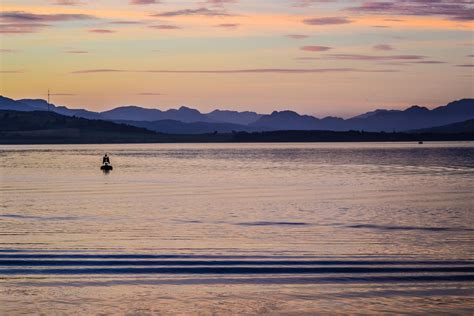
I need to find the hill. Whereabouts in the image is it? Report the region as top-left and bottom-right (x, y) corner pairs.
(0, 110), (163, 144)
(116, 119), (261, 134)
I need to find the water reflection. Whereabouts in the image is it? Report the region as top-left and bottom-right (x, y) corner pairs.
(0, 142), (473, 314)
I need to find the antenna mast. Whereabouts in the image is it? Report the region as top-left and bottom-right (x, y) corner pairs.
(47, 89), (50, 112)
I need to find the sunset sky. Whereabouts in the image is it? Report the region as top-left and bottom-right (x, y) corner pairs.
(1, 0), (473, 117)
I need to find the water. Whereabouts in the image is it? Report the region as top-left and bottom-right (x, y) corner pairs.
(0, 142), (473, 314)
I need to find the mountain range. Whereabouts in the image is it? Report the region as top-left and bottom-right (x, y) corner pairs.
(1, 95), (473, 134)
(2, 109), (472, 144)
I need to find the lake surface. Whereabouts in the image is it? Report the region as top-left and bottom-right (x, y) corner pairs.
(1, 142), (473, 315)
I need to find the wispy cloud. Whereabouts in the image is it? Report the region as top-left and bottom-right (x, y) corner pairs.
(214, 23), (239, 28)
(205, 0), (238, 7)
(373, 44), (394, 51)
(53, 0), (84, 5)
(292, 0), (335, 8)
(411, 60), (445, 64)
(0, 11), (96, 22)
(456, 64), (474, 67)
(110, 21), (142, 25)
(346, 1), (474, 21)
(286, 34), (309, 39)
(130, 0), (159, 4)
(301, 45), (332, 52)
(322, 53), (426, 61)
(89, 29), (115, 33)
(294, 57), (320, 61)
(137, 92), (163, 95)
(303, 16), (353, 25)
(65, 50), (89, 54)
(0, 11), (96, 34)
(0, 23), (50, 34)
(0, 70), (24, 73)
(152, 8), (233, 17)
(149, 24), (181, 29)
(72, 69), (121, 73)
(72, 68), (398, 74)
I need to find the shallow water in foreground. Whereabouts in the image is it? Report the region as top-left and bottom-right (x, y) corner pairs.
(0, 142), (473, 314)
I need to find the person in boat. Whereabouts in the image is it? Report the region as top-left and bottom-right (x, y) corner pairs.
(102, 153), (110, 165)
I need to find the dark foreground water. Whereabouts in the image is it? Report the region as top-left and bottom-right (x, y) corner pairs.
(0, 142), (473, 314)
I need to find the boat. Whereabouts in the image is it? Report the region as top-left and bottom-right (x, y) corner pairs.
(100, 163), (113, 171)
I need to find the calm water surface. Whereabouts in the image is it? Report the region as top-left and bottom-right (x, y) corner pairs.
(0, 142), (473, 314)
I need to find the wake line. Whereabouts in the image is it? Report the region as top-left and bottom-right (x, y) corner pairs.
(1, 260), (474, 266)
(1, 266), (473, 275)
(0, 254), (473, 265)
(14, 275), (474, 287)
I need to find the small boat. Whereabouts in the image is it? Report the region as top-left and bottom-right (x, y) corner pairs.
(101, 163), (113, 171)
(418, 141), (424, 144)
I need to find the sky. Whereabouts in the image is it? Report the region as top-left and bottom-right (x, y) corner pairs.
(0, 0), (473, 117)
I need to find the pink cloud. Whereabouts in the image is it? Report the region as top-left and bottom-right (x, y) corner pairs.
(89, 29), (115, 33)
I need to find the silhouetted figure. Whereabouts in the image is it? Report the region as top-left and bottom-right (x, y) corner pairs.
(101, 154), (113, 171)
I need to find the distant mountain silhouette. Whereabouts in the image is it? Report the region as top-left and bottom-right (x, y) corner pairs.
(1, 109), (473, 144)
(1, 95), (473, 133)
(345, 99), (474, 132)
(249, 110), (347, 131)
(411, 119), (474, 134)
(18, 98), (102, 120)
(116, 119), (262, 134)
(0, 96), (37, 111)
(251, 99), (474, 132)
(101, 106), (215, 123)
(207, 109), (262, 125)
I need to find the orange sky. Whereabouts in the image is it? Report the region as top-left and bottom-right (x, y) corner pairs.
(1, 0), (473, 116)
